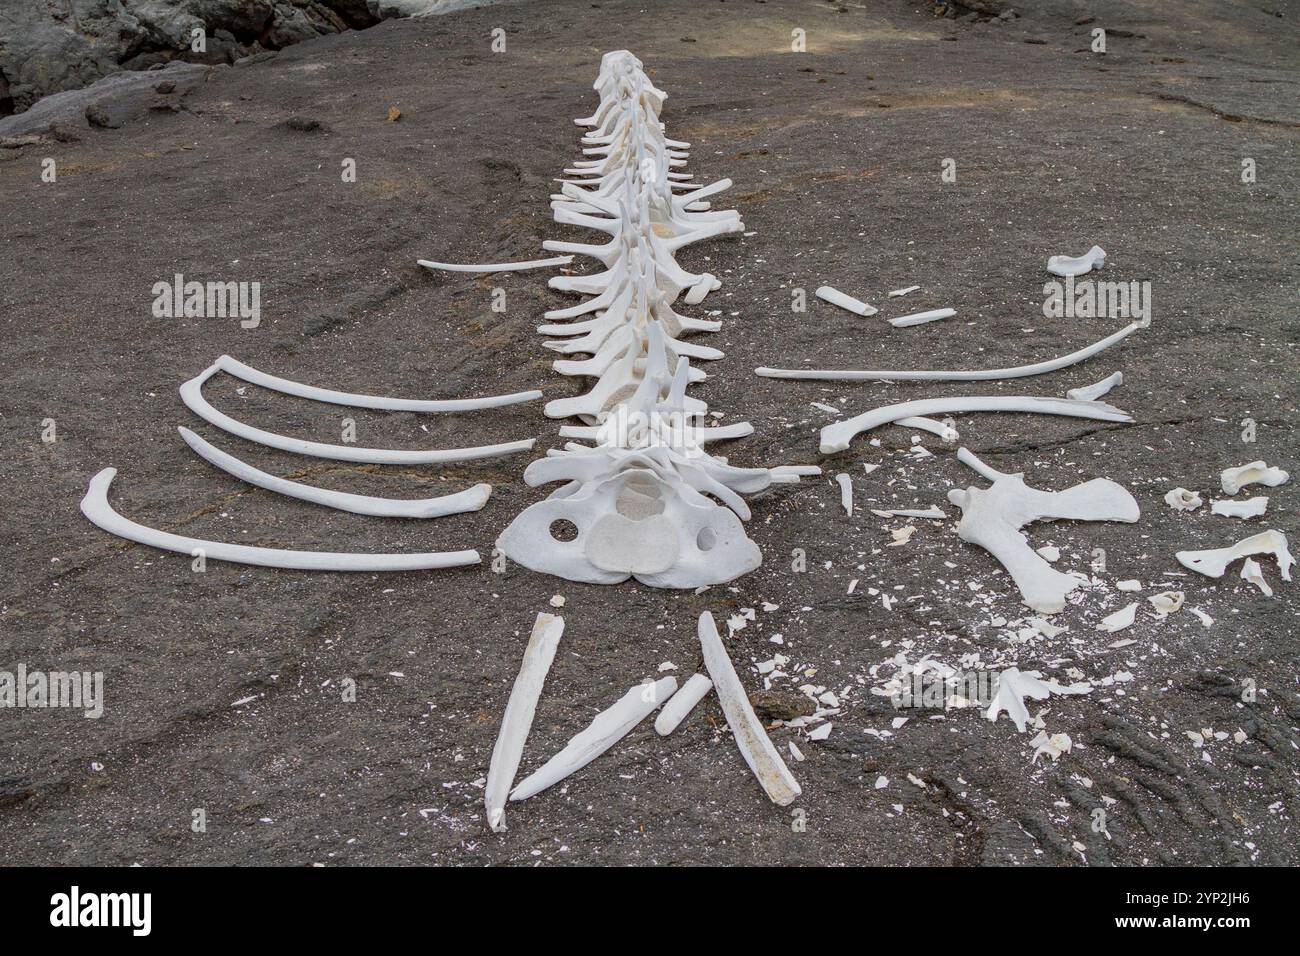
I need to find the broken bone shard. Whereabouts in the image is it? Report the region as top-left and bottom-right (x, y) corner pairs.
(1047, 244), (1106, 278)
(870, 505), (947, 520)
(888, 285), (920, 297)
(80, 469), (480, 572)
(1221, 461), (1289, 495)
(948, 448), (1140, 613)
(417, 255), (574, 273)
(1030, 730), (1073, 763)
(835, 472), (853, 516)
(1164, 487), (1203, 512)
(987, 667), (1091, 733)
(815, 285), (878, 316)
(1210, 496), (1268, 518)
(758, 320), (1145, 384)
(510, 676), (677, 802)
(485, 613), (564, 832)
(1066, 371), (1123, 402)
(179, 427), (492, 519)
(1239, 557), (1273, 596)
(654, 673), (714, 735)
(822, 396), (1132, 455)
(1148, 591), (1184, 615)
(888, 307), (955, 328)
(698, 611), (802, 805)
(1097, 602), (1137, 633)
(1176, 530), (1294, 581)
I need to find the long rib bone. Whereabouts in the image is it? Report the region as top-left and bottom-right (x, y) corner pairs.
(948, 448), (1140, 613)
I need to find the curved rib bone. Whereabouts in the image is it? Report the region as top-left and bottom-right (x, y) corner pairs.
(756, 320), (1145, 383)
(417, 255), (573, 273)
(181, 364), (535, 465)
(179, 427), (492, 518)
(80, 469), (479, 572)
(821, 396), (1133, 454)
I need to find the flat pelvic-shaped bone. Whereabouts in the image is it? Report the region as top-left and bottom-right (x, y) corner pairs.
(947, 448), (1140, 613)
(81, 469), (480, 572)
(698, 611), (801, 805)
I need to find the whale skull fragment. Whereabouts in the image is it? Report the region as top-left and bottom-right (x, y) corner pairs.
(947, 448), (1140, 614)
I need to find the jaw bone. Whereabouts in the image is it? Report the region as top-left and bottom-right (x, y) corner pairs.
(497, 51), (812, 588)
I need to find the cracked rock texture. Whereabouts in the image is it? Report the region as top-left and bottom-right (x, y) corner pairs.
(0, 0), (1297, 865)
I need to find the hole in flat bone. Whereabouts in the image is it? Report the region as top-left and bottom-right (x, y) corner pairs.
(548, 519), (580, 542)
(697, 527), (717, 551)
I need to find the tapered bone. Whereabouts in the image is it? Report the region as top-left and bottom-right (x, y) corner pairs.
(698, 611), (801, 806)
(485, 613), (564, 832)
(1047, 244), (1106, 277)
(179, 428), (492, 518)
(418, 256), (574, 273)
(889, 307), (955, 328)
(821, 397), (1132, 455)
(1176, 530), (1294, 581)
(510, 676), (677, 801)
(81, 469), (479, 571)
(756, 320), (1145, 382)
(815, 285), (878, 316)
(947, 448), (1140, 613)
(1066, 371), (1123, 402)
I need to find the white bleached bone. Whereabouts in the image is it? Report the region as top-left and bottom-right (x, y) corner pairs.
(816, 285), (878, 316)
(1220, 461), (1289, 495)
(498, 52), (806, 589)
(654, 673), (714, 735)
(947, 448), (1140, 613)
(698, 611), (801, 805)
(1176, 530), (1294, 581)
(1097, 603), (1137, 633)
(888, 285), (920, 297)
(1066, 371), (1123, 402)
(895, 416), (960, 441)
(1211, 496), (1268, 518)
(207, 354), (541, 412)
(888, 307), (955, 328)
(1148, 591), (1184, 615)
(180, 362), (534, 465)
(1239, 558), (1273, 596)
(1047, 244), (1106, 277)
(821, 396), (1132, 455)
(80, 469), (479, 571)
(485, 613), (564, 832)
(509, 676), (677, 801)
(179, 427), (492, 518)
(1164, 488), (1203, 512)
(835, 473), (853, 516)
(417, 255), (574, 273)
(756, 320), (1144, 383)
(870, 505), (946, 519)
(987, 667), (1091, 733)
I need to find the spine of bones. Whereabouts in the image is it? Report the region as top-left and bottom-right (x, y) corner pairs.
(496, 51), (814, 588)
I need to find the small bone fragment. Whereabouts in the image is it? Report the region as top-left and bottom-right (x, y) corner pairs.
(870, 505), (946, 520)
(1030, 730), (1073, 763)
(485, 613), (564, 832)
(895, 416), (960, 441)
(1116, 579), (1142, 591)
(510, 676), (677, 801)
(987, 667), (1091, 733)
(807, 723), (832, 741)
(80, 469), (479, 572)
(946, 448), (1140, 613)
(1189, 608), (1214, 627)
(654, 673), (713, 735)
(889, 526), (917, 546)
(770, 465), (823, 483)
(815, 285), (878, 316)
(889, 307), (956, 328)
(1097, 603), (1138, 633)
(180, 428), (492, 519)
(788, 741), (805, 762)
(1148, 591), (1184, 615)
(1164, 488), (1203, 512)
(1047, 244), (1106, 278)
(1176, 530), (1294, 581)
(835, 473), (853, 516)
(1066, 371), (1124, 402)
(888, 286), (920, 297)
(1239, 558), (1273, 596)
(1221, 461), (1290, 495)
(1211, 496), (1268, 518)
(698, 611), (802, 805)
(417, 255), (574, 273)
(822, 397), (1132, 454)
(1036, 545), (1060, 562)
(757, 320), (1144, 383)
